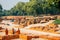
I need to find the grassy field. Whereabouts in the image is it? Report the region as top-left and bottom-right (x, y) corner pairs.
(54, 19), (60, 24)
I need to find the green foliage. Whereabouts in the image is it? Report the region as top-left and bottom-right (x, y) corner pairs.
(0, 0), (60, 16)
(54, 19), (60, 24)
(0, 4), (2, 11)
(0, 4), (3, 16)
(10, 2), (25, 16)
(3, 10), (11, 16)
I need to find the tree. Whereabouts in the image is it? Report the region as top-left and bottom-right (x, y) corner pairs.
(0, 4), (2, 11)
(0, 4), (3, 16)
(3, 10), (11, 16)
(0, 0), (60, 16)
(10, 2), (25, 16)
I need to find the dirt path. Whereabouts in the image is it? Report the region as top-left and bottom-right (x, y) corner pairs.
(24, 20), (55, 29)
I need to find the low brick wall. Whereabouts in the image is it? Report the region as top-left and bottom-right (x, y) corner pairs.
(39, 35), (60, 40)
(2, 34), (19, 40)
(19, 34), (39, 40)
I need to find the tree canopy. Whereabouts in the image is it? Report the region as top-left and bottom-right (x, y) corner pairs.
(0, 0), (60, 16)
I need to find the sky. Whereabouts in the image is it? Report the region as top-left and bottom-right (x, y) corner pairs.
(0, 0), (29, 10)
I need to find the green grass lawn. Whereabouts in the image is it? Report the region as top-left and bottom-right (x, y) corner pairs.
(54, 19), (60, 24)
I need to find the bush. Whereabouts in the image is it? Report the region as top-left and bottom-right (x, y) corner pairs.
(54, 19), (60, 24)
